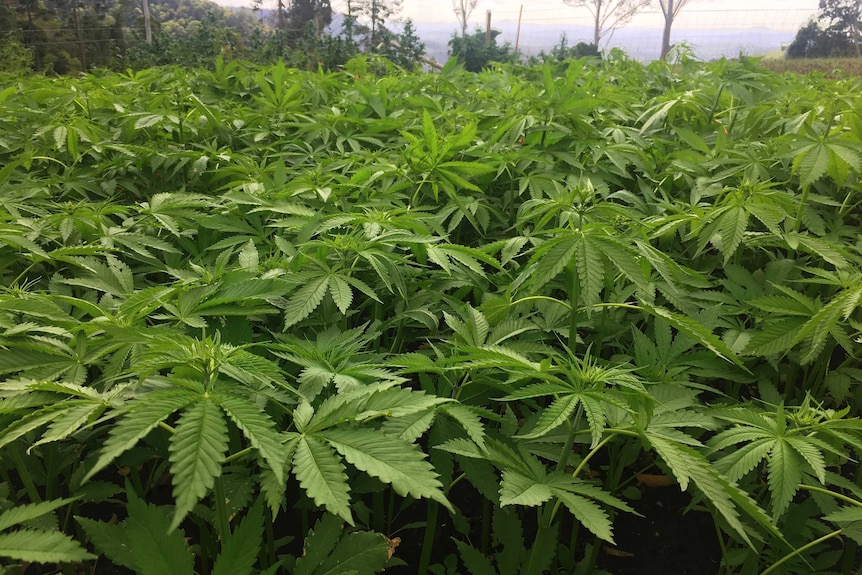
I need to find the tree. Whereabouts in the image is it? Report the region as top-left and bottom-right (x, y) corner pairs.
(449, 28), (515, 72)
(658, 0), (692, 60)
(286, 0), (332, 43)
(787, 0), (861, 58)
(453, 0), (478, 38)
(563, 0), (651, 48)
(141, 0), (152, 43)
(352, 0), (402, 47)
(818, 0), (860, 55)
(379, 19), (425, 69)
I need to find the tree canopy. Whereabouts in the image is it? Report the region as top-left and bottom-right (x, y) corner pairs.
(788, 0), (861, 58)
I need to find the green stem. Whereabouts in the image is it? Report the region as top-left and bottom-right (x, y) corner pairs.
(10, 446), (41, 502)
(416, 500), (438, 575)
(214, 476), (231, 539)
(44, 447), (56, 500)
(556, 407), (583, 474)
(264, 509), (276, 568)
(713, 517), (729, 575)
(798, 484), (862, 508)
(372, 490), (384, 533)
(571, 434), (615, 479)
(224, 446), (253, 464)
(158, 421), (176, 434)
(569, 263), (580, 354)
(480, 499), (491, 553)
(760, 529), (842, 575)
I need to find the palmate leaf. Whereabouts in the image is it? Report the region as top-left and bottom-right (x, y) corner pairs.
(259, 436), (298, 518)
(576, 236), (603, 308)
(0, 408), (68, 451)
(714, 438), (773, 483)
(824, 508), (862, 545)
(0, 498), (78, 532)
(553, 491), (615, 543)
(84, 388), (199, 482)
(293, 435), (353, 524)
(124, 490), (194, 575)
(381, 408), (436, 442)
(529, 235), (579, 290)
(358, 387), (451, 419)
(518, 394), (580, 440)
(455, 539), (497, 575)
(316, 531), (391, 575)
(168, 399), (229, 531)
(493, 508), (526, 575)
(294, 513), (391, 575)
(589, 234), (649, 293)
(639, 303), (747, 370)
(31, 401), (107, 450)
(294, 514), (344, 575)
(328, 275), (353, 315)
(500, 470), (554, 507)
(284, 276), (329, 329)
(439, 404), (486, 448)
(211, 499), (264, 575)
(767, 440), (802, 521)
(0, 529), (95, 563)
(321, 428), (453, 512)
(717, 206), (748, 263)
(744, 317), (807, 356)
(646, 432), (780, 548)
(786, 436), (827, 484)
(212, 392), (286, 484)
(792, 140), (830, 188)
(76, 516), (136, 570)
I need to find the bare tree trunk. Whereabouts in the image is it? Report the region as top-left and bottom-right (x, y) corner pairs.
(141, 0), (152, 43)
(593, 0), (601, 47)
(277, 0), (285, 31)
(74, 3), (87, 68)
(660, 0), (674, 60)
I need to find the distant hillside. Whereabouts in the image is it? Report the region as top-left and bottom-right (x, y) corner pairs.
(410, 21), (795, 63)
(135, 0), (261, 37)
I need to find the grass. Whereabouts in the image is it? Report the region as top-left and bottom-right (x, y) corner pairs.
(758, 56), (862, 78)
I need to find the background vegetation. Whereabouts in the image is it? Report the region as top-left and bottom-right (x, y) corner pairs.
(2, 49), (862, 574)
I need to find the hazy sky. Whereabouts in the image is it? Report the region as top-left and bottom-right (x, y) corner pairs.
(212, 0), (820, 31)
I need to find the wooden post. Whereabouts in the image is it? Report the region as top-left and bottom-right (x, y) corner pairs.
(484, 10), (491, 45)
(514, 4), (523, 55)
(141, 0), (152, 43)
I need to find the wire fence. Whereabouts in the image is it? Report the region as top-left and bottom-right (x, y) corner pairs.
(1, 2), (821, 64)
(450, 6), (817, 61)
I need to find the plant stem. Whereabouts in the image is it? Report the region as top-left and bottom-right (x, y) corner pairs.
(9, 446), (41, 502)
(373, 490), (384, 533)
(158, 421), (176, 434)
(760, 529), (842, 575)
(556, 407), (583, 474)
(213, 475), (231, 539)
(416, 500), (438, 575)
(569, 263), (580, 354)
(571, 434), (615, 478)
(797, 484), (862, 508)
(224, 446), (253, 464)
(264, 508), (276, 567)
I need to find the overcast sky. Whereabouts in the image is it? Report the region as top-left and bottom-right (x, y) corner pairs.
(212, 0), (820, 33)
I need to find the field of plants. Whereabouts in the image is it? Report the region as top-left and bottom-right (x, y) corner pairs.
(760, 57), (862, 79)
(1, 53), (862, 575)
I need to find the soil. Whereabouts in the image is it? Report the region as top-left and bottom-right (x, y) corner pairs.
(388, 473), (722, 575)
(596, 486), (721, 575)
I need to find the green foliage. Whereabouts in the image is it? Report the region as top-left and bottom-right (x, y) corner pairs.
(448, 29), (517, 72)
(0, 494), (94, 565)
(2, 54), (862, 575)
(788, 0), (861, 58)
